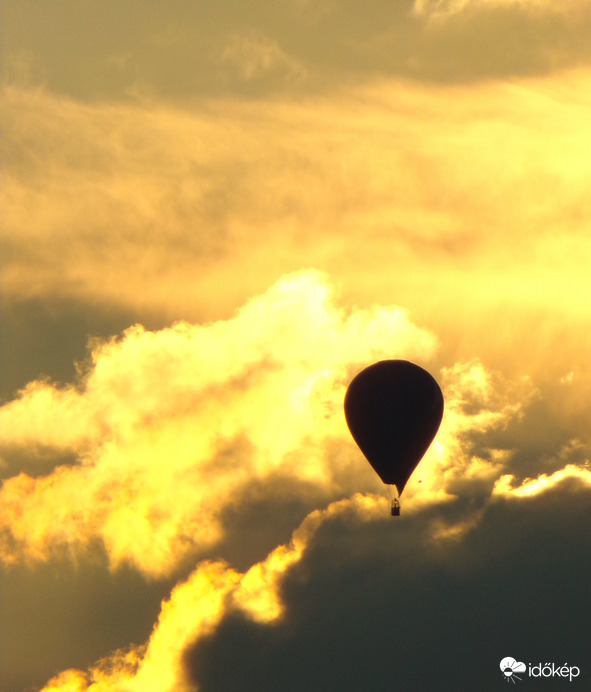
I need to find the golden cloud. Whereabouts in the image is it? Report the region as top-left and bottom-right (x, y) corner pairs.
(38, 494), (385, 692)
(493, 462), (591, 498)
(218, 30), (307, 83)
(0, 269), (536, 580)
(412, 0), (590, 20)
(0, 271), (438, 576)
(39, 454), (591, 691)
(4, 72), (591, 343)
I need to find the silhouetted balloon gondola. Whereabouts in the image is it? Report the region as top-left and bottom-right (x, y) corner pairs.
(344, 360), (443, 516)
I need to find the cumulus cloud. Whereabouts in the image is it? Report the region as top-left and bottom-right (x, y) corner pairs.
(0, 268), (574, 583)
(4, 5), (591, 691)
(37, 495), (382, 692)
(2, 270), (572, 691)
(37, 464), (591, 691)
(188, 473), (591, 692)
(0, 271), (439, 576)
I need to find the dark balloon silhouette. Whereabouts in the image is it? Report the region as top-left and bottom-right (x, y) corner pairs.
(344, 360), (443, 515)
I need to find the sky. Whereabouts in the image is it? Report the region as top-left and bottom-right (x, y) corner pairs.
(2, 1), (591, 690)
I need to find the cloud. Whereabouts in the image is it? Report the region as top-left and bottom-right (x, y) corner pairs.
(37, 465), (591, 691)
(37, 495), (383, 692)
(4, 72), (591, 382)
(412, 0), (586, 20)
(0, 267), (572, 582)
(0, 269), (546, 691)
(493, 462), (591, 498)
(183, 470), (591, 692)
(407, 0), (591, 80)
(217, 30), (307, 84)
(2, 269), (563, 691)
(4, 6), (591, 691)
(1, 266), (541, 583)
(0, 271), (438, 577)
(5, 0), (591, 102)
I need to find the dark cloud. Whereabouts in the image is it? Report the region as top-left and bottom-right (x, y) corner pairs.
(2, 3), (591, 691)
(185, 479), (591, 691)
(0, 560), (177, 692)
(5, 0), (591, 102)
(0, 296), (166, 402)
(487, 394), (591, 484)
(407, 2), (591, 83)
(217, 473), (339, 572)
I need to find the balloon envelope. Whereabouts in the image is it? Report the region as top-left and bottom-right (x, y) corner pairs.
(344, 360), (443, 494)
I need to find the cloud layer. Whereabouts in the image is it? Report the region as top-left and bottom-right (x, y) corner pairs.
(37, 470), (591, 692)
(4, 73), (591, 382)
(4, 5), (591, 689)
(4, 270), (588, 690)
(0, 271), (438, 577)
(5, 0), (591, 97)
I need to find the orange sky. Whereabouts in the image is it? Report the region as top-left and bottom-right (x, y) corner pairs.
(2, 2), (591, 690)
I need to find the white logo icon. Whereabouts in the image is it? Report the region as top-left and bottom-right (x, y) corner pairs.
(500, 657), (526, 683)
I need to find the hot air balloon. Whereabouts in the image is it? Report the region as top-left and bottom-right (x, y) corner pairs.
(344, 360), (443, 516)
